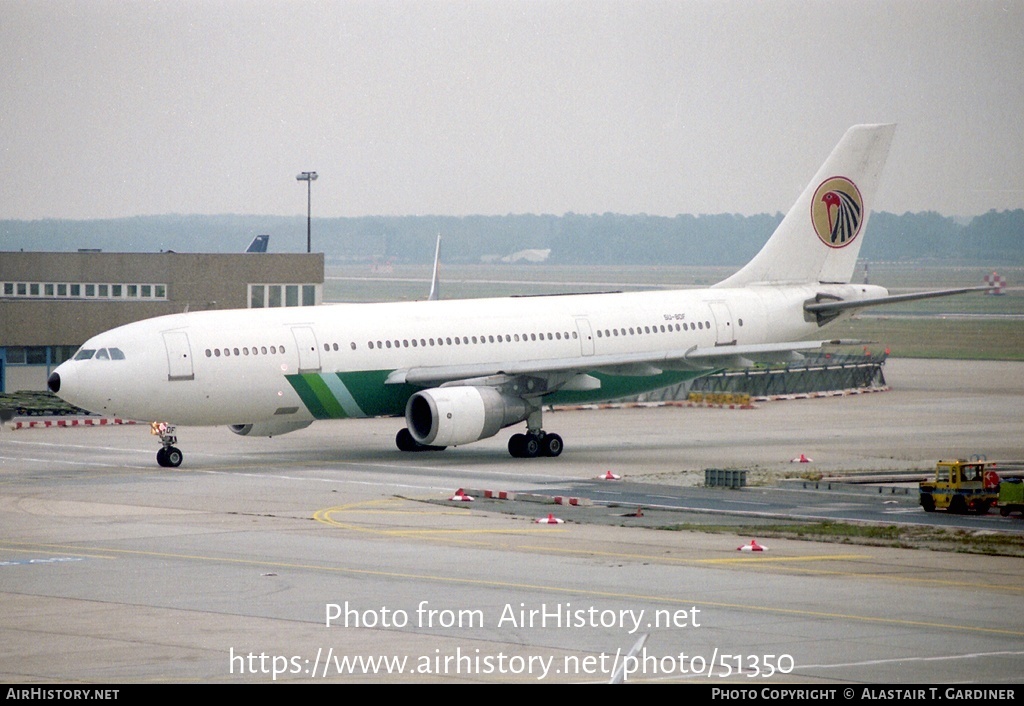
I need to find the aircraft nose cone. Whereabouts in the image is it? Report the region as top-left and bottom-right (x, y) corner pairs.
(47, 372), (61, 393)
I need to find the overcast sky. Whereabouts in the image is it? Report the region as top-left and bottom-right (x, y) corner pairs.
(2, 0), (1022, 220)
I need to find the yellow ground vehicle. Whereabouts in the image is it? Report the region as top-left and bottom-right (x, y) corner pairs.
(919, 459), (1000, 514)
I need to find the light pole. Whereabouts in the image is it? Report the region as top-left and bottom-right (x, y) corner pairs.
(296, 171), (318, 253)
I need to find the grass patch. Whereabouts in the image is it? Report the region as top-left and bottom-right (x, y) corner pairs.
(660, 521), (1024, 557)
(826, 317), (1024, 360)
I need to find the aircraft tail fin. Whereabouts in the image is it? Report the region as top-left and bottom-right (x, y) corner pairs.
(715, 124), (896, 288)
(246, 235), (269, 253)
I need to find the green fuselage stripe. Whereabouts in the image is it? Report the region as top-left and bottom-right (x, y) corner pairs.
(321, 373), (367, 418)
(287, 374), (343, 419)
(287, 369), (709, 421)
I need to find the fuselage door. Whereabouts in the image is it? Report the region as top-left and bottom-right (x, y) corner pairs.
(708, 301), (736, 346)
(575, 318), (595, 356)
(291, 326), (322, 373)
(162, 331), (195, 381)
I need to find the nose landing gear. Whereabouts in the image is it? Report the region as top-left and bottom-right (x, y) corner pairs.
(151, 422), (183, 468)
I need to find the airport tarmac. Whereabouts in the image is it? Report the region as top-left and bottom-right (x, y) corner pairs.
(1, 358), (1022, 683)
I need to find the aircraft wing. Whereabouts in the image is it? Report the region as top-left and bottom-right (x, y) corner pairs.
(385, 340), (833, 390)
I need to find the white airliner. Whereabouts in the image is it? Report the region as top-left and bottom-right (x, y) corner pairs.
(47, 124), (982, 467)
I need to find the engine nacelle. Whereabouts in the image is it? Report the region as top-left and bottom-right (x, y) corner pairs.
(229, 420), (313, 437)
(406, 386), (528, 447)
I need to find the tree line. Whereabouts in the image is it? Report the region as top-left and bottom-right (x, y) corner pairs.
(2, 209), (1021, 265)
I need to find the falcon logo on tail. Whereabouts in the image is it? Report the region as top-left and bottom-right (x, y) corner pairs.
(811, 176), (863, 248)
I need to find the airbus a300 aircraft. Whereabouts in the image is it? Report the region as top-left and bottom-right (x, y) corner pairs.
(47, 124), (980, 467)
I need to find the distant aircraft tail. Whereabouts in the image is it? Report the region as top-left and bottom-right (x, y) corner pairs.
(715, 124), (896, 287)
(246, 235), (269, 253)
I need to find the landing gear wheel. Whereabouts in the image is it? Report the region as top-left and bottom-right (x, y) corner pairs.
(508, 433), (527, 458)
(396, 427), (447, 452)
(522, 434), (541, 458)
(157, 446), (183, 468)
(165, 447), (183, 468)
(396, 428), (419, 452)
(542, 433), (563, 457)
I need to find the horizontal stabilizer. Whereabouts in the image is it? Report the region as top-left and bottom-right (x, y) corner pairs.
(805, 286), (990, 315)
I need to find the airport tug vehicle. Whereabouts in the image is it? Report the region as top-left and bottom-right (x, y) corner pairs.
(919, 459), (1000, 514)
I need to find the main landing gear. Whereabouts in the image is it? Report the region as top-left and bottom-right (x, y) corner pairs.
(508, 431), (563, 458)
(508, 408), (563, 458)
(151, 421), (183, 468)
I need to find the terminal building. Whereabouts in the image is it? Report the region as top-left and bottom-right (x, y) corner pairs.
(0, 251), (323, 392)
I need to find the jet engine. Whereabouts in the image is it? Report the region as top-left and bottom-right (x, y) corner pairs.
(405, 386), (528, 447)
(229, 420), (313, 437)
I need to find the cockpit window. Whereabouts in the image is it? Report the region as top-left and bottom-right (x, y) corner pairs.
(72, 347), (125, 361)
